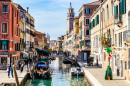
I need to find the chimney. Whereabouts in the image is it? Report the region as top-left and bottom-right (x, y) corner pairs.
(26, 7), (29, 13)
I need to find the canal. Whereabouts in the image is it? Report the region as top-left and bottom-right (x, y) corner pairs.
(24, 57), (89, 86)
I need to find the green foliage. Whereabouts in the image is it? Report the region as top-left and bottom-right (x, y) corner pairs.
(44, 44), (48, 51)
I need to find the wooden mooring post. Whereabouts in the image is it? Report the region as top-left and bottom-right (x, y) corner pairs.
(13, 65), (19, 86)
(28, 64), (32, 78)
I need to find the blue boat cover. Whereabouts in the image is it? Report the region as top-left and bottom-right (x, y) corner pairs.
(38, 64), (47, 67)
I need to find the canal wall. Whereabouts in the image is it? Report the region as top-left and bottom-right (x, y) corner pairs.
(78, 62), (102, 86)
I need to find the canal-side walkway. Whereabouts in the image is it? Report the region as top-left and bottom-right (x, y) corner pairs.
(0, 70), (27, 85)
(78, 62), (130, 86)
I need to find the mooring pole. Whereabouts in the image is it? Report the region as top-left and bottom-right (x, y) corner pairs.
(13, 65), (19, 86)
(33, 62), (35, 72)
(28, 64), (32, 78)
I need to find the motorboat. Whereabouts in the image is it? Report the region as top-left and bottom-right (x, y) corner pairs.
(71, 67), (84, 76)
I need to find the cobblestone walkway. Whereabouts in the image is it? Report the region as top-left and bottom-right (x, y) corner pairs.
(78, 62), (130, 86)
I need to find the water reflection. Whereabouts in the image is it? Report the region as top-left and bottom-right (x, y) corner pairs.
(24, 57), (88, 86)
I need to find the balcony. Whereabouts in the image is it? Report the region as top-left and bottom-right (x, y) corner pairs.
(114, 14), (122, 27)
(123, 30), (130, 43)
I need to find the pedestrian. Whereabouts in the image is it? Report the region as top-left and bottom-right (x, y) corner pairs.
(7, 64), (10, 78)
(10, 63), (14, 78)
(20, 63), (24, 72)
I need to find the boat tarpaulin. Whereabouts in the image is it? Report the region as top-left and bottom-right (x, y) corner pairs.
(35, 48), (49, 56)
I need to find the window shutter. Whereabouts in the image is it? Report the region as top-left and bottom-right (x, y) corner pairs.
(90, 23), (91, 29)
(88, 8), (90, 14)
(15, 43), (16, 51)
(114, 6), (116, 17)
(7, 40), (9, 49)
(0, 40), (2, 49)
(97, 15), (99, 24)
(122, 0), (126, 14)
(93, 19), (95, 27)
(119, 1), (122, 14)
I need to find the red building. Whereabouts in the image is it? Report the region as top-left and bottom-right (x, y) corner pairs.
(0, 0), (20, 69)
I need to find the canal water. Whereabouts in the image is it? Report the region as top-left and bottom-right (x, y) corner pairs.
(24, 57), (89, 86)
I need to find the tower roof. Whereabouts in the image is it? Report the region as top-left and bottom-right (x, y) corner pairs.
(70, 2), (72, 8)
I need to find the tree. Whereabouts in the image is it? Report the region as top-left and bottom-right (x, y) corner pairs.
(44, 44), (48, 51)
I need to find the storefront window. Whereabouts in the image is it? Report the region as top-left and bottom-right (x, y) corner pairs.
(1, 57), (7, 65)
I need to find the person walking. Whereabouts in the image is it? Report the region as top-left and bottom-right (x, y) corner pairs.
(10, 63), (14, 78)
(7, 64), (10, 78)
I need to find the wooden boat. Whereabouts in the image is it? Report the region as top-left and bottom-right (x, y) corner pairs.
(34, 60), (52, 79)
(71, 67), (84, 76)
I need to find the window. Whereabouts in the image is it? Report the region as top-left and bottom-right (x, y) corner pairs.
(103, 10), (105, 21)
(111, 1), (113, 15)
(107, 5), (109, 19)
(85, 40), (90, 46)
(85, 8), (90, 14)
(115, 34), (117, 47)
(114, 5), (118, 19)
(86, 30), (89, 36)
(2, 5), (8, 12)
(80, 31), (82, 39)
(96, 35), (98, 46)
(15, 11), (16, 18)
(2, 23), (7, 33)
(119, 32), (122, 47)
(79, 21), (82, 29)
(2, 40), (7, 50)
(119, 0), (126, 14)
(125, 61), (127, 69)
(86, 18), (89, 25)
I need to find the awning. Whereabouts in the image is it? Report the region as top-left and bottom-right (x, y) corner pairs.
(20, 59), (27, 61)
(36, 48), (49, 56)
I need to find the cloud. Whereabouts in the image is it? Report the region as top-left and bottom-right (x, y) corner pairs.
(13, 0), (97, 40)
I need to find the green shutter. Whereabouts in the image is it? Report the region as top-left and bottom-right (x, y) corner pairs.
(2, 40), (7, 45)
(97, 15), (99, 24)
(0, 40), (2, 49)
(114, 6), (116, 16)
(95, 16), (97, 25)
(93, 19), (95, 27)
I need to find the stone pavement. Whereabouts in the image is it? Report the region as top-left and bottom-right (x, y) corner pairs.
(78, 61), (130, 86)
(0, 69), (27, 85)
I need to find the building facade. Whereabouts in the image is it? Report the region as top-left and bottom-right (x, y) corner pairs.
(78, 1), (99, 62)
(91, 0), (130, 81)
(0, 0), (20, 68)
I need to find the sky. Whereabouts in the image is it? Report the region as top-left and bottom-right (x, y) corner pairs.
(14, 0), (97, 40)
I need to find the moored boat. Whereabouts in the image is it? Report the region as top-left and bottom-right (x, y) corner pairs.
(34, 60), (52, 79)
(71, 67), (84, 76)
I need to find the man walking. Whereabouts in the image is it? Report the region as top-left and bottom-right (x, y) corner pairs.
(10, 63), (14, 78)
(7, 64), (10, 78)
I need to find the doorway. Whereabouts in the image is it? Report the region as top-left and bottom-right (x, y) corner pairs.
(121, 60), (123, 77)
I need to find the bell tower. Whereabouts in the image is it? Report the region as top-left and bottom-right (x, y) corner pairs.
(67, 2), (75, 33)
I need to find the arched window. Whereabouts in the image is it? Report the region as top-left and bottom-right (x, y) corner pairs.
(107, 5), (109, 19)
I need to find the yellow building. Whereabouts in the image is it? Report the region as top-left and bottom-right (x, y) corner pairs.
(90, 0), (130, 81)
(20, 20), (24, 59)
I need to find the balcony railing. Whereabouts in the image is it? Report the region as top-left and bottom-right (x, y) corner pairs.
(114, 14), (122, 27)
(123, 30), (130, 43)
